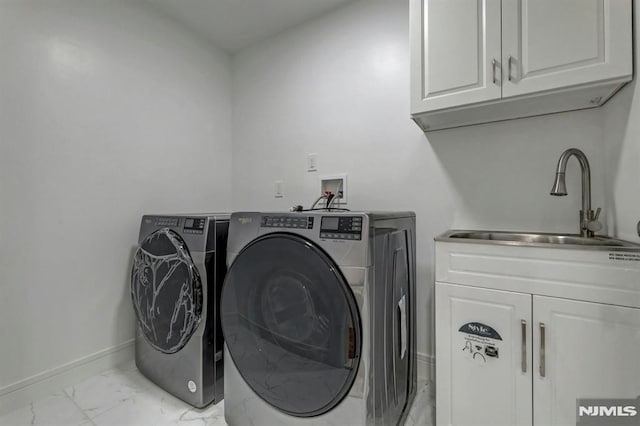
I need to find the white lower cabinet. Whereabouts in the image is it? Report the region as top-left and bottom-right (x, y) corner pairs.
(436, 282), (640, 426)
(533, 296), (640, 426)
(435, 283), (532, 426)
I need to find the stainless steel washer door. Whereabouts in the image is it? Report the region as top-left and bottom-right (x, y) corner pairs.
(221, 233), (361, 417)
(131, 229), (203, 354)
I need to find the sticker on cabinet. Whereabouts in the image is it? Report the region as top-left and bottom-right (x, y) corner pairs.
(459, 322), (502, 364)
(608, 252), (640, 262)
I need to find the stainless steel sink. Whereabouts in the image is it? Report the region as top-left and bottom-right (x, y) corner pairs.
(437, 230), (640, 250)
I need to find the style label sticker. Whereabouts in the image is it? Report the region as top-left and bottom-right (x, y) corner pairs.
(459, 322), (502, 364)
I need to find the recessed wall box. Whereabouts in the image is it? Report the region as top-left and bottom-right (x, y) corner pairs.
(320, 174), (347, 205)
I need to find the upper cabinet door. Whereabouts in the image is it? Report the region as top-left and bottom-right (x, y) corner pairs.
(501, 0), (632, 98)
(410, 0), (502, 113)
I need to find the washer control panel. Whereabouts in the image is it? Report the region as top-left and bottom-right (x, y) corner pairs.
(154, 217), (179, 227)
(320, 216), (362, 240)
(261, 215), (315, 229)
(183, 217), (206, 234)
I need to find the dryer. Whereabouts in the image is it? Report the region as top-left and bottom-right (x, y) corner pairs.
(131, 213), (229, 408)
(221, 211), (416, 425)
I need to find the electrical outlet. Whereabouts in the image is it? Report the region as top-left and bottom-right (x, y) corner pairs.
(274, 180), (284, 198)
(307, 153), (318, 172)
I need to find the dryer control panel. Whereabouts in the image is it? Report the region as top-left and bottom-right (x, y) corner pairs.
(183, 217), (206, 234)
(320, 216), (362, 240)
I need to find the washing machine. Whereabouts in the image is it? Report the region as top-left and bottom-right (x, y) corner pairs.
(130, 213), (229, 408)
(220, 211), (416, 425)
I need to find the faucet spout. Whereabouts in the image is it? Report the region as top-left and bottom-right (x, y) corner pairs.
(550, 172), (567, 196)
(550, 148), (601, 237)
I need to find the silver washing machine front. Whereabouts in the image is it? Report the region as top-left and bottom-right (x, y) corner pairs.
(221, 232), (361, 417)
(131, 213), (229, 408)
(221, 211), (417, 425)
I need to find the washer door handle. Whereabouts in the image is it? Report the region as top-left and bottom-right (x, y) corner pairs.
(398, 294), (407, 360)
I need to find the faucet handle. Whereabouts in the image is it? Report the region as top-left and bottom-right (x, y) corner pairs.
(587, 207), (602, 233)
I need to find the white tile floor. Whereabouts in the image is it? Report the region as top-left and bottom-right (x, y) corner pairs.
(0, 361), (434, 426)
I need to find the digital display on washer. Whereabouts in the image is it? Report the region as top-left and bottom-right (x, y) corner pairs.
(320, 216), (362, 240)
(321, 217), (339, 230)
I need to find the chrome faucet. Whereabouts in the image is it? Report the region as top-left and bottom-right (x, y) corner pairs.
(550, 148), (601, 237)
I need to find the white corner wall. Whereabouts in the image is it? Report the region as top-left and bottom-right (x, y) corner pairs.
(231, 0), (616, 376)
(602, 8), (640, 243)
(0, 0), (232, 397)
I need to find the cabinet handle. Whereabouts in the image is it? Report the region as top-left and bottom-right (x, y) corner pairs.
(492, 59), (498, 85)
(539, 323), (546, 377)
(507, 55), (513, 81)
(521, 320), (527, 373)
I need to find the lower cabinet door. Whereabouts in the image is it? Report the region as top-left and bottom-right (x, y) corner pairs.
(436, 282), (533, 426)
(533, 296), (640, 426)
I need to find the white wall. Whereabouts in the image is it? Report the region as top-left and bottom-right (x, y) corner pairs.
(231, 0), (620, 373)
(602, 8), (640, 243)
(0, 0), (232, 393)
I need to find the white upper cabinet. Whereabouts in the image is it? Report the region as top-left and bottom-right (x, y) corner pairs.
(501, 0), (632, 97)
(410, 0), (633, 131)
(412, 0), (502, 111)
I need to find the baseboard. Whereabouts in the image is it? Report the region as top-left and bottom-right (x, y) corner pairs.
(0, 339), (135, 416)
(417, 352), (434, 382)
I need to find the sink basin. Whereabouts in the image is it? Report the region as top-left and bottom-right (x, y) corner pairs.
(437, 230), (640, 250)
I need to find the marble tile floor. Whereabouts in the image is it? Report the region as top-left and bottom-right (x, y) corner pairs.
(0, 361), (434, 426)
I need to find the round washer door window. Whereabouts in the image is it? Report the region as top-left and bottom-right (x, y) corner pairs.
(221, 233), (361, 417)
(131, 229), (202, 354)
